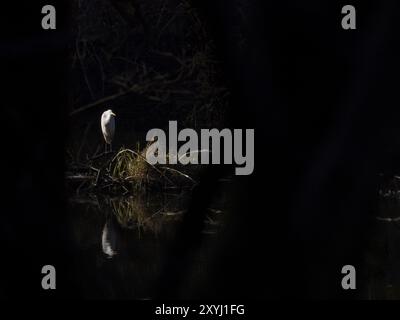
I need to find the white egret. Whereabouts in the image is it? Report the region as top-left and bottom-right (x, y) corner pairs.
(101, 109), (116, 153)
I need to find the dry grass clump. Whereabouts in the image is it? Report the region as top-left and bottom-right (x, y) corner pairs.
(66, 143), (199, 196)
(109, 148), (154, 189)
(108, 146), (195, 191)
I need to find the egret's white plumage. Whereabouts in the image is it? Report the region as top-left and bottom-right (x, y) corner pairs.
(101, 109), (116, 152)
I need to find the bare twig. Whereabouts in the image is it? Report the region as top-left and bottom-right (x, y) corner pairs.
(161, 166), (196, 184)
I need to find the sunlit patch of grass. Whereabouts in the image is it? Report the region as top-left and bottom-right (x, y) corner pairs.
(66, 143), (200, 195)
(106, 144), (199, 193)
(108, 145), (163, 191)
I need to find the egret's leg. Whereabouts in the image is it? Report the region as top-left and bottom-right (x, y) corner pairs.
(105, 143), (107, 154)
(110, 143), (112, 153)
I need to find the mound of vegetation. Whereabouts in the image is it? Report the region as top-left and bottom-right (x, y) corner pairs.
(66, 146), (199, 195)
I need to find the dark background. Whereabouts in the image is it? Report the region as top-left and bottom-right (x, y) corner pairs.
(1, 0), (400, 299)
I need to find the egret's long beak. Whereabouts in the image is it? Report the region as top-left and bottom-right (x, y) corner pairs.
(111, 112), (116, 116)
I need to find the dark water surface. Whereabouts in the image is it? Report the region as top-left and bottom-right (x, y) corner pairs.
(65, 190), (400, 299)
(367, 194), (400, 299)
(66, 191), (223, 299)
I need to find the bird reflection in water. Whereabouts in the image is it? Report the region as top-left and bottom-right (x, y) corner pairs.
(101, 214), (121, 258)
(99, 194), (191, 259)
